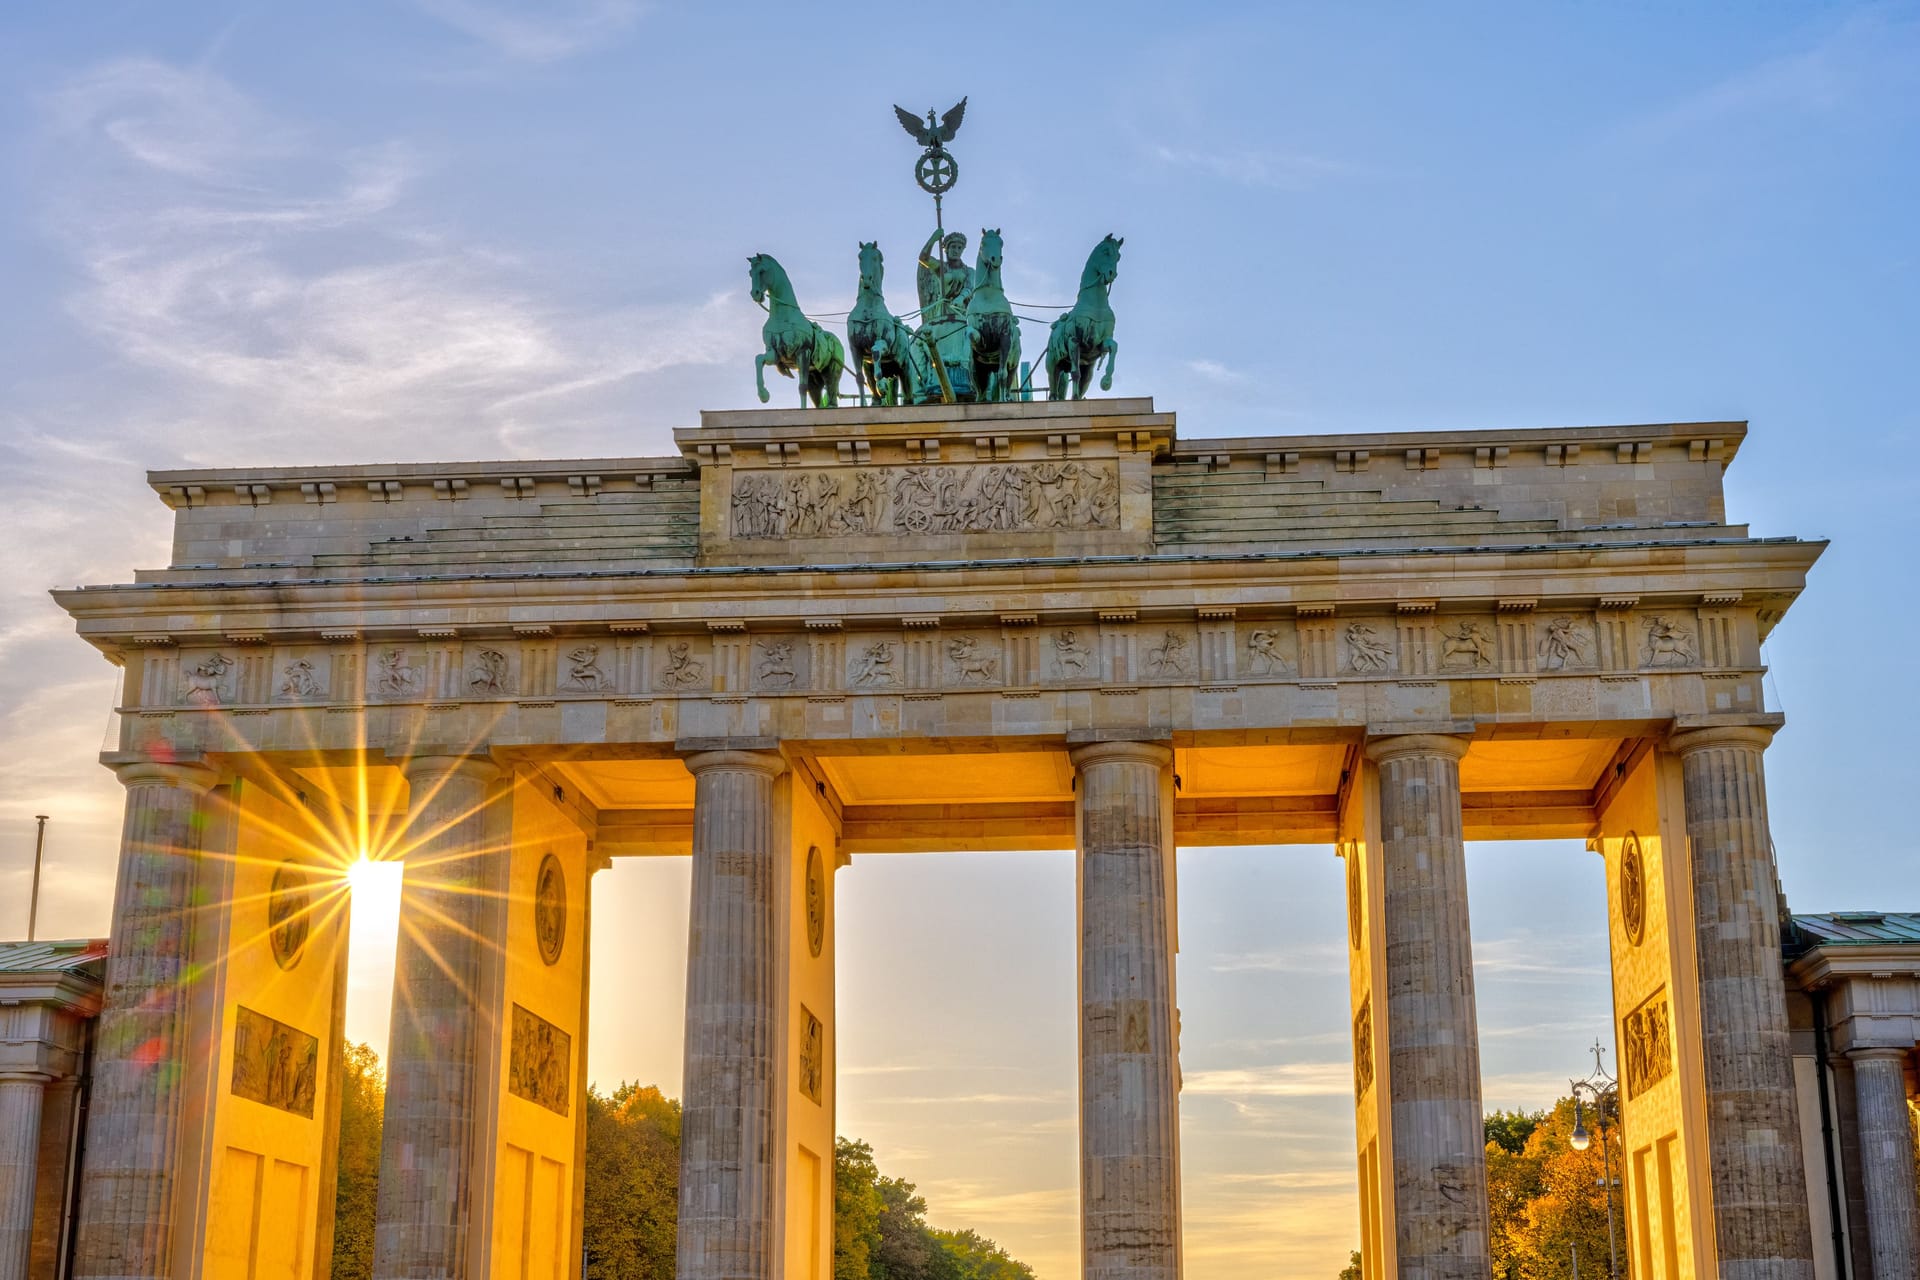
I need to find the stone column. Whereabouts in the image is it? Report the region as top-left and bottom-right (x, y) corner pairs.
(72, 758), (218, 1280)
(1848, 1049), (1918, 1280)
(677, 750), (786, 1280)
(1670, 724), (1816, 1277)
(1364, 733), (1490, 1279)
(1071, 741), (1181, 1280)
(0, 1074), (48, 1280)
(372, 755), (505, 1279)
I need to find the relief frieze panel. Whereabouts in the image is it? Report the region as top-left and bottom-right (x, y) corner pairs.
(1621, 988), (1674, 1099)
(508, 1003), (572, 1116)
(1437, 619), (1496, 671)
(231, 1004), (319, 1118)
(730, 461), (1119, 540)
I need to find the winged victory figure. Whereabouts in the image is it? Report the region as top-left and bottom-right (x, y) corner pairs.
(894, 97), (967, 147)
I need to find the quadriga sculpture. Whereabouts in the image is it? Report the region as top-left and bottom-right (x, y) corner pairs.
(749, 253), (844, 408)
(966, 228), (1021, 403)
(847, 242), (935, 406)
(1045, 234), (1122, 400)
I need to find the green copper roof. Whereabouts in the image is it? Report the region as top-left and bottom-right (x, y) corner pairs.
(1791, 912), (1920, 947)
(0, 938), (107, 975)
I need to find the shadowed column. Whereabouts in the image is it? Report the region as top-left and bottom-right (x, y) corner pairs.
(1072, 741), (1181, 1280)
(1848, 1049), (1917, 1280)
(71, 759), (218, 1280)
(372, 755), (505, 1280)
(677, 750), (786, 1280)
(1671, 724), (1815, 1279)
(0, 1073), (48, 1280)
(1365, 733), (1489, 1280)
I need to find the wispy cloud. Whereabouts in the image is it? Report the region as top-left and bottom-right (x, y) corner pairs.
(1187, 357), (1249, 385)
(414, 0), (641, 63)
(1147, 142), (1364, 190)
(1183, 1062), (1353, 1099)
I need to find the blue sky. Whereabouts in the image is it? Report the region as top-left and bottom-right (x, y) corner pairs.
(3, 3), (1917, 1275)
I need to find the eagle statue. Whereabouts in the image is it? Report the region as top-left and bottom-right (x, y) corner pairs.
(893, 98), (967, 148)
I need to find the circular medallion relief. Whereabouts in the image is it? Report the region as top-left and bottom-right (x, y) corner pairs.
(534, 853), (566, 966)
(805, 845), (825, 959)
(267, 862), (311, 971)
(1620, 832), (1647, 947)
(1345, 844), (1364, 951)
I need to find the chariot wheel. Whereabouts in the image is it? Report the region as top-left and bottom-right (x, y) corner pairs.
(901, 508), (933, 533)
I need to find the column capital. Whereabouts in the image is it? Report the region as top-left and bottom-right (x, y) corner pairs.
(0, 1070), (53, 1087)
(398, 753), (501, 787)
(682, 749), (787, 779)
(1068, 740), (1173, 771)
(1363, 732), (1471, 766)
(104, 756), (219, 794)
(1845, 1046), (1913, 1064)
(1668, 714), (1783, 757)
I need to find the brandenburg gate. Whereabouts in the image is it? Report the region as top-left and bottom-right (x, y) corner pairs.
(50, 398), (1826, 1278)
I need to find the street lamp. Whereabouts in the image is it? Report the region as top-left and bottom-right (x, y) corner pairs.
(1568, 1039), (1622, 1280)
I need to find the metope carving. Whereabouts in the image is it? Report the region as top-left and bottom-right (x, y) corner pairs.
(1619, 832), (1647, 947)
(1353, 995), (1374, 1097)
(805, 845), (825, 958)
(182, 653), (235, 705)
(534, 852), (566, 966)
(1439, 621), (1494, 669)
(657, 641), (708, 689)
(508, 1003), (571, 1115)
(562, 644), (608, 692)
(947, 635), (999, 684)
(1052, 629), (1093, 677)
(374, 648), (422, 698)
(1536, 617), (1590, 671)
(1247, 629), (1291, 676)
(468, 648), (512, 695)
(279, 660), (323, 700)
(799, 1004), (824, 1104)
(1621, 989), (1673, 1099)
(730, 461), (1119, 539)
(267, 862), (311, 971)
(758, 641), (797, 687)
(1642, 616), (1695, 667)
(231, 1005), (318, 1118)
(851, 641), (899, 686)
(1147, 631), (1191, 677)
(1346, 624), (1392, 673)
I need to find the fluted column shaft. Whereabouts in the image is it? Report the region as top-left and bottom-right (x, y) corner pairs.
(1671, 725), (1815, 1279)
(677, 750), (786, 1280)
(372, 755), (505, 1280)
(1072, 741), (1181, 1280)
(1848, 1050), (1918, 1280)
(0, 1075), (48, 1280)
(1365, 734), (1489, 1280)
(72, 759), (217, 1280)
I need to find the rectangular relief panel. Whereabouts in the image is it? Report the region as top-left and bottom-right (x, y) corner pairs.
(230, 1005), (319, 1118)
(508, 1003), (573, 1116)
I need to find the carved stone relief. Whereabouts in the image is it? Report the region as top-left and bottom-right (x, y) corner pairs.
(1438, 621), (1495, 670)
(757, 641), (798, 688)
(508, 1003), (571, 1115)
(467, 647), (514, 695)
(849, 641), (900, 687)
(561, 643), (608, 692)
(1345, 844), (1363, 951)
(1641, 616), (1696, 668)
(1536, 616), (1592, 671)
(267, 862), (311, 970)
(372, 647), (423, 698)
(1052, 629), (1094, 679)
(1246, 628), (1292, 676)
(1619, 832), (1646, 947)
(231, 1005), (318, 1118)
(656, 641), (708, 689)
(279, 659), (325, 701)
(1621, 989), (1673, 1099)
(805, 845), (825, 958)
(534, 852), (566, 966)
(1146, 630), (1192, 677)
(1353, 995), (1374, 1097)
(946, 635), (999, 684)
(731, 461), (1119, 539)
(799, 1004), (824, 1105)
(181, 653), (235, 705)
(1344, 623), (1393, 674)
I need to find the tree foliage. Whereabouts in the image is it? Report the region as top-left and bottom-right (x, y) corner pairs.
(1336, 1248), (1363, 1280)
(1486, 1096), (1621, 1280)
(582, 1082), (681, 1280)
(833, 1137), (1035, 1280)
(329, 1042), (383, 1280)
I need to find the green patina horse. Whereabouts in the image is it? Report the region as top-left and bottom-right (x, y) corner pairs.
(749, 253), (844, 408)
(966, 228), (1022, 403)
(1045, 234), (1123, 400)
(846, 242), (932, 406)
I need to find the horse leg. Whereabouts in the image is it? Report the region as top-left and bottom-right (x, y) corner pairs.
(755, 352), (772, 404)
(1100, 336), (1118, 392)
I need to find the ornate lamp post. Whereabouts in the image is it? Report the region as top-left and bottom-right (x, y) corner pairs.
(1568, 1039), (1623, 1280)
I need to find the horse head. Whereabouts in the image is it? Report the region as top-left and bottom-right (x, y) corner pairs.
(1083, 234), (1124, 290)
(857, 241), (883, 294)
(748, 252), (790, 307)
(977, 228), (1004, 276)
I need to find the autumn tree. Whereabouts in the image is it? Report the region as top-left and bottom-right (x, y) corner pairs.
(835, 1138), (885, 1280)
(581, 1082), (681, 1280)
(1485, 1096), (1619, 1280)
(1336, 1248), (1362, 1280)
(330, 1042), (384, 1280)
